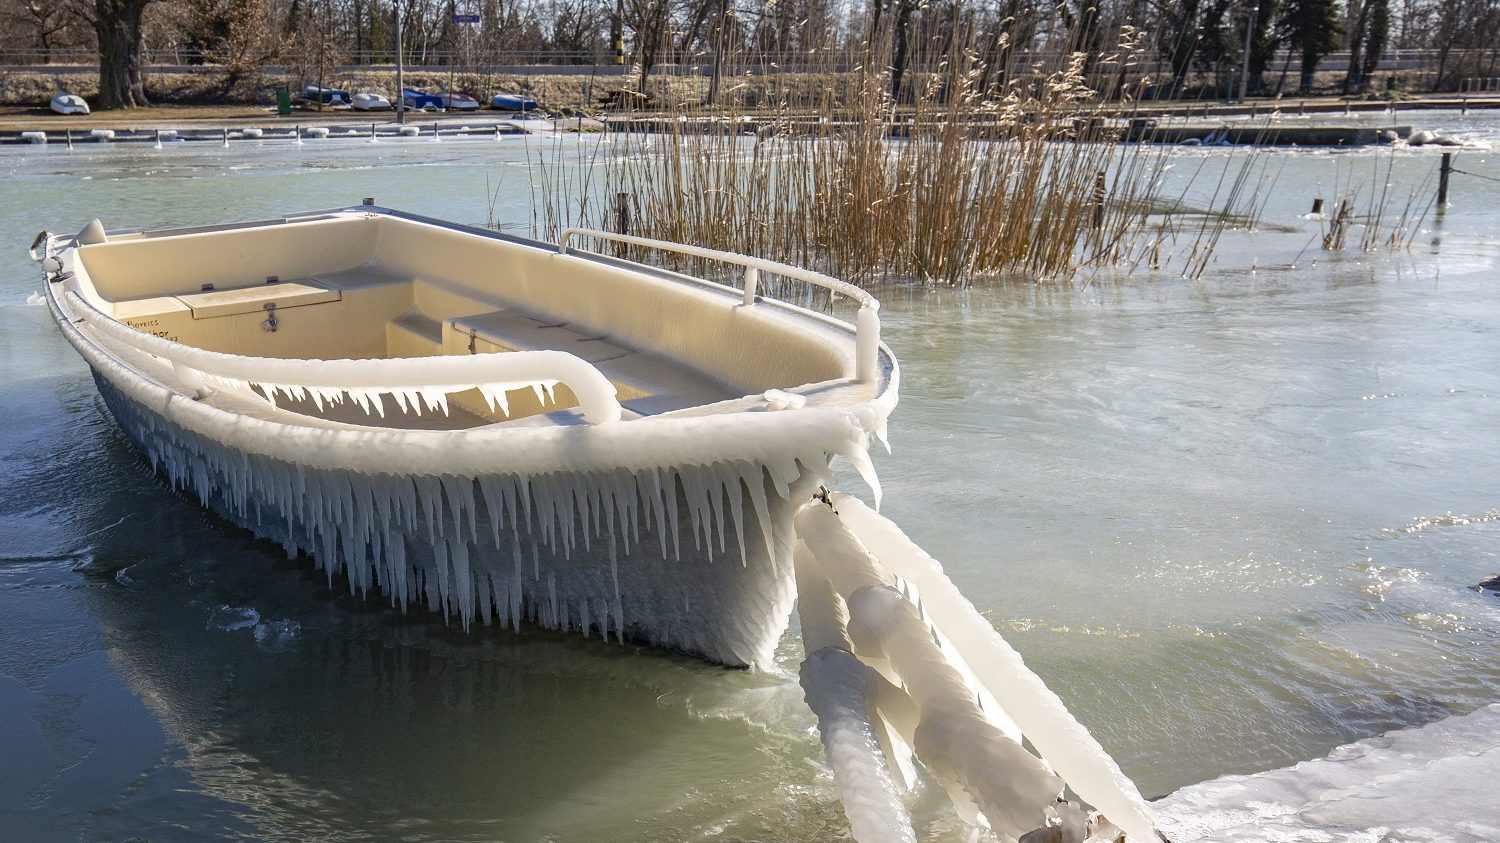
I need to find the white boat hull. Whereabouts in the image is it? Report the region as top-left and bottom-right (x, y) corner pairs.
(92, 370), (817, 666)
(37, 208), (896, 668)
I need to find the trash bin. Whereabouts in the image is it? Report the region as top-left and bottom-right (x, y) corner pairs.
(276, 85), (292, 116)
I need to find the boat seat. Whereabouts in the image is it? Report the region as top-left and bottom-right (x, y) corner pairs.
(387, 308), (443, 357)
(449, 309), (738, 416)
(312, 265), (413, 291)
(449, 310), (629, 363)
(176, 281), (339, 319)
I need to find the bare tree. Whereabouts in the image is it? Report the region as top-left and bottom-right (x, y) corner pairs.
(80, 0), (156, 108)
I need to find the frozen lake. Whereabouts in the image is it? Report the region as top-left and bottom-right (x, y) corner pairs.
(2, 115), (1499, 840)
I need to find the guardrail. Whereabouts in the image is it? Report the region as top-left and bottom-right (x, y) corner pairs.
(62, 289), (623, 425)
(556, 227), (882, 384)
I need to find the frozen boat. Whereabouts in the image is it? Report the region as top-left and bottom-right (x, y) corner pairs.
(31, 205), (895, 668)
(51, 92), (90, 115)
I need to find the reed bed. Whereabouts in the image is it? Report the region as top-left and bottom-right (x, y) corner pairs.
(1317, 151), (1435, 253)
(527, 36), (1269, 288)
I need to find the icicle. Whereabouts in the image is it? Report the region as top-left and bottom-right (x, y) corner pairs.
(478, 476), (505, 550)
(726, 469), (748, 567)
(451, 539), (472, 628)
(744, 465), (776, 565)
(432, 537), (451, 620)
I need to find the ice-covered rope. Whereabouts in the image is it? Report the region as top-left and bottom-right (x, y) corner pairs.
(793, 497), (1163, 843)
(66, 290), (622, 425)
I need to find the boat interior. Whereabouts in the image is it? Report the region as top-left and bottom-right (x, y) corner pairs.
(67, 211), (869, 429)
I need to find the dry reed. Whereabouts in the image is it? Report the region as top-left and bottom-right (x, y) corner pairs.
(525, 31), (1270, 288)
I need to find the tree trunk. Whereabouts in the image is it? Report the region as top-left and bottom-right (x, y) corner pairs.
(1299, 49), (1317, 93)
(1343, 1), (1369, 94)
(888, 0), (915, 101)
(95, 0), (152, 109)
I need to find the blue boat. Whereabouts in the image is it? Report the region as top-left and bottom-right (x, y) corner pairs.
(402, 87), (444, 111)
(490, 93), (539, 112)
(300, 85), (352, 107)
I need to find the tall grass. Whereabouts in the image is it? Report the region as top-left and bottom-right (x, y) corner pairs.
(528, 31), (1267, 287)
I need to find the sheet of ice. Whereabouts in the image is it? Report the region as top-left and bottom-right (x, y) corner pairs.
(1155, 703), (1500, 843)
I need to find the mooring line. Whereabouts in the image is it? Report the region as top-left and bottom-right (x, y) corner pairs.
(1450, 168), (1500, 184)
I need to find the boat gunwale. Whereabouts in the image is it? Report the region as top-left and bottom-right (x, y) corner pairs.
(84, 205), (890, 381)
(39, 210), (898, 479)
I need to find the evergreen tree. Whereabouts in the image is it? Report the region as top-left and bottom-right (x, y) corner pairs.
(1361, 0), (1390, 88)
(1278, 0), (1340, 93)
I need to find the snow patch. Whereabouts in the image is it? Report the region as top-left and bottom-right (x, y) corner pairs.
(1156, 704), (1500, 842)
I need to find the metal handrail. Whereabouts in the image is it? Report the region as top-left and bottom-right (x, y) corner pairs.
(65, 290), (623, 425)
(556, 227), (882, 383)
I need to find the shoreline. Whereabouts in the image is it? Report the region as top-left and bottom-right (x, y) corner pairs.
(1, 95), (1496, 145)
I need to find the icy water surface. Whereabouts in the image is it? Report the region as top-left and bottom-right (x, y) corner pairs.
(2, 116), (1499, 840)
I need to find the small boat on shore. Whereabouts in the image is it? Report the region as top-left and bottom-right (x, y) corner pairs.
(402, 87), (443, 111)
(32, 205), (895, 668)
(350, 92), (392, 111)
(490, 92), (539, 112)
(50, 92), (90, 115)
(300, 85), (352, 109)
(438, 91), (480, 111)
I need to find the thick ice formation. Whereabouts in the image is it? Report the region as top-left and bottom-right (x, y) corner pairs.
(93, 371), (832, 666)
(793, 499), (1162, 842)
(796, 506), (1073, 839)
(831, 493), (1160, 843)
(70, 290), (622, 424)
(795, 543), (918, 843)
(43, 257), (895, 668)
(1155, 703), (1500, 842)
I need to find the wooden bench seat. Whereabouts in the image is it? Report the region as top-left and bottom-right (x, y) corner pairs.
(449, 309), (739, 416)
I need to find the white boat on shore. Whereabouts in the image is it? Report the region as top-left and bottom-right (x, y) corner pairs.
(50, 92), (90, 115)
(32, 205), (895, 667)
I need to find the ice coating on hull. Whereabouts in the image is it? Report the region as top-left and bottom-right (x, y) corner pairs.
(93, 373), (821, 667)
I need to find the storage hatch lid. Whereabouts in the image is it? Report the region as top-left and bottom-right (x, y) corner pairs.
(177, 281), (340, 319)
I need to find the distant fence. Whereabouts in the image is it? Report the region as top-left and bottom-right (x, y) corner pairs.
(0, 46), (1491, 76)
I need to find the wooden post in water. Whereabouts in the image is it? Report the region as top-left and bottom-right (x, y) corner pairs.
(1091, 171), (1107, 230)
(613, 192), (630, 257)
(1438, 152), (1453, 207)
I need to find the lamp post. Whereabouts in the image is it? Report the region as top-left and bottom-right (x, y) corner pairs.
(1239, 3), (1258, 103)
(395, 0), (406, 124)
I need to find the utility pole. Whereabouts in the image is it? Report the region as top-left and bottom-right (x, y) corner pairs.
(1239, 3), (1258, 103)
(706, 0), (727, 105)
(395, 0), (406, 124)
